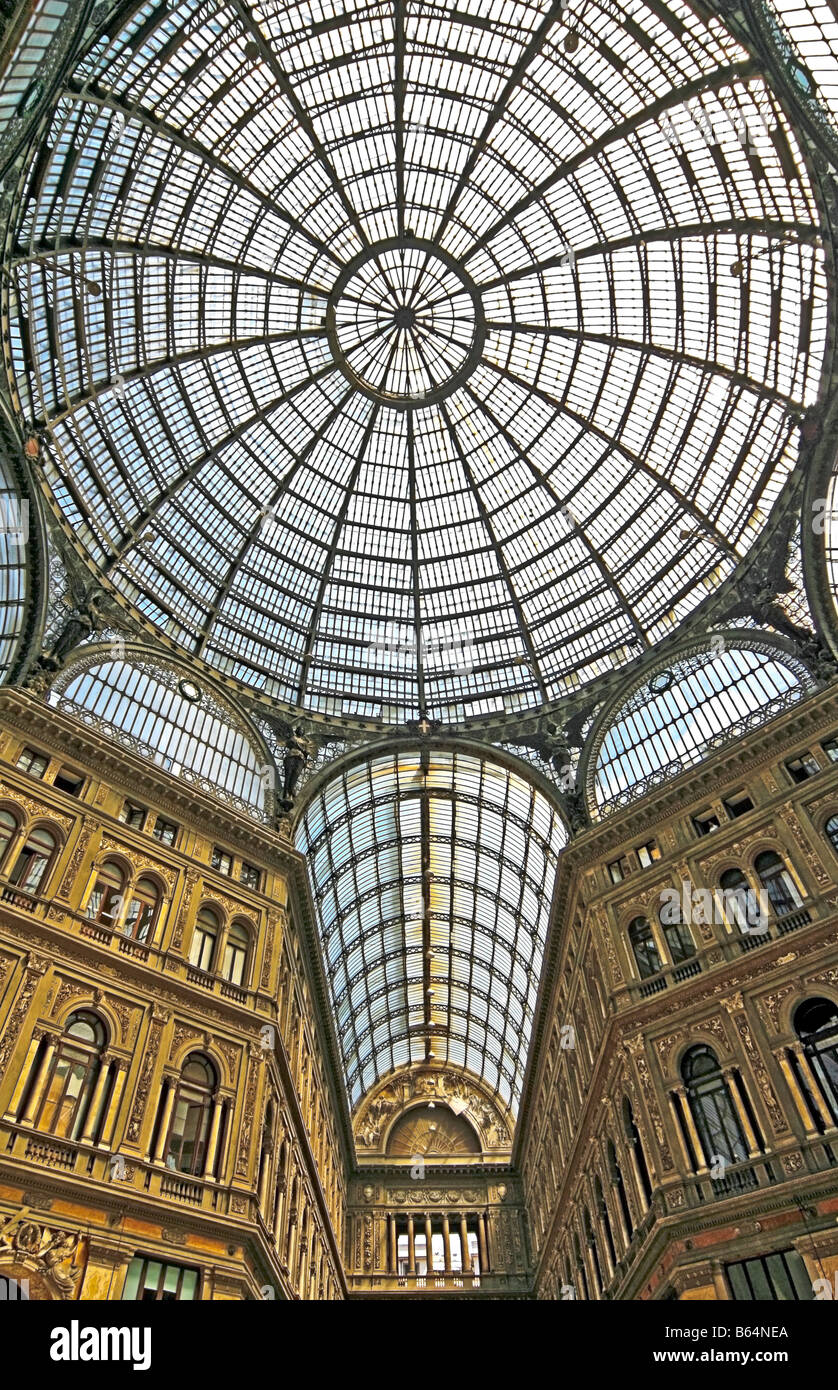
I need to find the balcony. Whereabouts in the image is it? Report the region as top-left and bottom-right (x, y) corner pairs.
(0, 879), (267, 1013)
(622, 897), (826, 1005)
(347, 1271), (530, 1296)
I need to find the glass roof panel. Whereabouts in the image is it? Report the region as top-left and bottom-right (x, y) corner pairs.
(295, 746), (566, 1111)
(5, 0), (828, 726)
(49, 654), (270, 816)
(589, 640), (813, 817)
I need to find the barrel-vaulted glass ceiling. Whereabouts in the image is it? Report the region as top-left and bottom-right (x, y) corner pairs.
(296, 748), (566, 1110)
(5, 0), (829, 727)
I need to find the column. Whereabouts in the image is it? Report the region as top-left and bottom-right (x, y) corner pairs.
(477, 1213), (489, 1274)
(625, 1139), (648, 1214)
(442, 1214), (451, 1273)
(273, 1175), (287, 1246)
(460, 1215), (470, 1273)
(776, 1050), (820, 1137)
(407, 1215), (416, 1275)
(672, 1085), (708, 1173)
(80, 1059), (112, 1143)
(20, 1038), (56, 1125)
(100, 1061), (129, 1147)
(424, 1215), (433, 1274)
(724, 1068), (760, 1157)
(388, 1214), (397, 1274)
(203, 1098), (225, 1179)
(791, 1042), (835, 1130)
(152, 1080), (176, 1162)
(5, 1035), (42, 1118)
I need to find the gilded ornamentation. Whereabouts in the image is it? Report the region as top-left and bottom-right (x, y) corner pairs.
(724, 997), (787, 1134)
(58, 819), (97, 897)
(777, 806), (830, 888)
(0, 962), (47, 1079)
(625, 1041), (674, 1171)
(0, 1216), (83, 1300)
(172, 868), (200, 952)
(99, 837), (175, 893)
(260, 912), (279, 991)
(0, 782), (73, 831)
(125, 1014), (166, 1143)
(235, 1051), (260, 1178)
(758, 985), (795, 1034)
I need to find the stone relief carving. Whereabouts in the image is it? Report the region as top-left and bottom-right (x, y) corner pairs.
(125, 1012), (167, 1144)
(723, 995), (788, 1135)
(0, 1215), (83, 1300)
(353, 1067), (510, 1152)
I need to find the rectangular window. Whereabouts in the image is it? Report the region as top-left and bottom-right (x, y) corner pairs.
(152, 817), (178, 847)
(608, 856), (629, 884)
(119, 801), (146, 829)
(724, 1249), (814, 1301)
(692, 809), (720, 836)
(16, 747), (48, 778)
(636, 840), (661, 869)
(239, 861), (260, 891)
(121, 1256), (200, 1301)
(786, 753), (820, 783)
(53, 767), (84, 796)
(823, 736), (838, 763)
(211, 847), (232, 876)
(239, 856), (258, 889)
(723, 791), (754, 819)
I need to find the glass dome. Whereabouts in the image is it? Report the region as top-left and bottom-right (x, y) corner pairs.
(6, 0), (828, 728)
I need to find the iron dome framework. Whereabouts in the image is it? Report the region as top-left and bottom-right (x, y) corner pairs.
(2, 0), (830, 729)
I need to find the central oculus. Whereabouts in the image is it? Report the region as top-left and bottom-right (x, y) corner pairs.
(326, 237), (486, 408)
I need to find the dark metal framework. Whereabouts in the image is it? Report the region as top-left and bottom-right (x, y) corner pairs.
(2, 0), (829, 729)
(295, 745), (566, 1110)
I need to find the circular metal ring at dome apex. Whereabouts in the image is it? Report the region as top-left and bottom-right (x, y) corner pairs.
(325, 239), (486, 408)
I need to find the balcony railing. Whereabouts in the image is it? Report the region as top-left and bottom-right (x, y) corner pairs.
(623, 899), (825, 1004)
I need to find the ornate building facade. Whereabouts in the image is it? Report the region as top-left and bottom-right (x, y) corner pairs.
(1, 0), (838, 1305)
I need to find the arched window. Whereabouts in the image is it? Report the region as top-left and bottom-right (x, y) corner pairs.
(719, 868), (762, 932)
(628, 917), (661, 979)
(165, 1054), (217, 1176)
(0, 809), (19, 870)
(754, 851), (803, 918)
(122, 876), (160, 942)
(86, 860), (126, 926)
(189, 906), (219, 973)
(658, 904), (695, 965)
(623, 1097), (653, 1206)
(681, 1045), (748, 1167)
(31, 1011), (108, 1141)
(222, 920), (250, 986)
(8, 825), (58, 894)
(607, 1137), (633, 1239)
(794, 998), (838, 1125)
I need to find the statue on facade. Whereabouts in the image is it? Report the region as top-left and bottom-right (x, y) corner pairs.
(280, 726), (315, 810)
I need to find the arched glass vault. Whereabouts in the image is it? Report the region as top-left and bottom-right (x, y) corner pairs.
(4, 0), (829, 729)
(295, 746), (567, 1111)
(587, 638), (813, 818)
